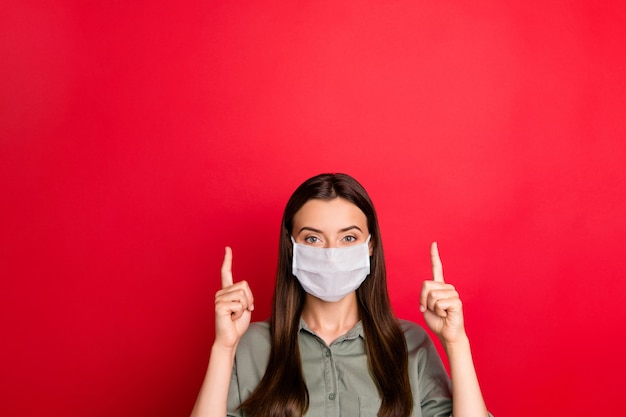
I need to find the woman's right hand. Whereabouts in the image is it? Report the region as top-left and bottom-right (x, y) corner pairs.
(189, 247), (254, 417)
(213, 247), (254, 349)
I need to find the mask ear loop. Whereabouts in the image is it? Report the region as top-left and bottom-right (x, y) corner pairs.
(288, 235), (296, 259)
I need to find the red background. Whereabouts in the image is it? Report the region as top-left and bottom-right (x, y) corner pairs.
(2, 1), (625, 416)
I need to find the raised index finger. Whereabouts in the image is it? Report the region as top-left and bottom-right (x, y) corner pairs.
(430, 242), (445, 283)
(221, 246), (234, 288)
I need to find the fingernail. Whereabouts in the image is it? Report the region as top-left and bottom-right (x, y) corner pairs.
(419, 305), (426, 312)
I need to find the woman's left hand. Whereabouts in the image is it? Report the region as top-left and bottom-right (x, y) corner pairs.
(420, 242), (467, 345)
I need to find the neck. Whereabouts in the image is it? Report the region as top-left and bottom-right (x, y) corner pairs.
(301, 292), (360, 345)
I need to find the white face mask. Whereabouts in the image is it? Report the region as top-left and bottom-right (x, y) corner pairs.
(291, 235), (371, 302)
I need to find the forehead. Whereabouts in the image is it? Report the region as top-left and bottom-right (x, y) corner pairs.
(292, 198), (368, 231)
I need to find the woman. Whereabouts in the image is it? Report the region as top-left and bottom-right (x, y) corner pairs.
(191, 173), (489, 417)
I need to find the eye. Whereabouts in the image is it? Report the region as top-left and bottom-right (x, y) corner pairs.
(304, 236), (320, 244)
(342, 235), (357, 243)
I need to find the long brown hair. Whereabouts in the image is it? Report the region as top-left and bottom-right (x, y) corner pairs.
(241, 173), (413, 417)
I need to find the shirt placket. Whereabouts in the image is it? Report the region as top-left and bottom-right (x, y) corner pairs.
(322, 342), (338, 416)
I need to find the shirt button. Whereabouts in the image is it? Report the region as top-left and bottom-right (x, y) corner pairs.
(328, 393), (336, 400)
(324, 350), (330, 357)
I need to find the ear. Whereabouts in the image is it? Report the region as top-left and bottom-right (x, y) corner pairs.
(368, 237), (374, 256)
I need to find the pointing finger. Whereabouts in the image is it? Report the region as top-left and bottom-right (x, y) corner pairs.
(431, 242), (445, 283)
(221, 246), (234, 288)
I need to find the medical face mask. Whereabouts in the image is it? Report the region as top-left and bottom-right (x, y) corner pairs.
(291, 235), (371, 302)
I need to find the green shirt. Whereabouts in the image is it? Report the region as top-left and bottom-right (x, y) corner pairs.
(227, 319), (453, 417)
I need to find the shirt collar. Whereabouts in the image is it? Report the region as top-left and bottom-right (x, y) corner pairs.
(298, 317), (365, 341)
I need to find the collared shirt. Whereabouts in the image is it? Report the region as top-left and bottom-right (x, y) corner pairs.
(227, 318), (453, 417)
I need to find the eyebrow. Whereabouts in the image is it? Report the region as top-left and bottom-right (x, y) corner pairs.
(296, 225), (363, 235)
